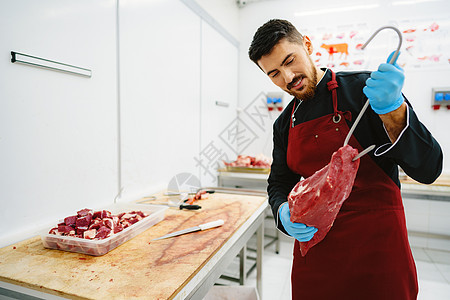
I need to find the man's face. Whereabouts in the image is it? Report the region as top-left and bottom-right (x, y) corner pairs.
(257, 38), (318, 101)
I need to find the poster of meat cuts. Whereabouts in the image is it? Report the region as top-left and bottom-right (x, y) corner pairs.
(305, 17), (450, 72)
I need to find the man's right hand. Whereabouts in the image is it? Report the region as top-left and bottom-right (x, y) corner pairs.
(279, 203), (317, 242)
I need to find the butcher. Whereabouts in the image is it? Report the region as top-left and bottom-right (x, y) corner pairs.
(248, 19), (442, 299)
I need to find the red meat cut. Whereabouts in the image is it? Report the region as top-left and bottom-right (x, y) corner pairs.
(288, 145), (360, 256)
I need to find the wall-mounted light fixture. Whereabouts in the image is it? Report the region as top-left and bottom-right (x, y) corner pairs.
(294, 4), (380, 17)
(392, 0), (442, 6)
(11, 51), (92, 78)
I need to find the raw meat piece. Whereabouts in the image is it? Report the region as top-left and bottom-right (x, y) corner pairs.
(186, 190), (209, 205)
(48, 208), (148, 240)
(131, 211), (146, 218)
(83, 229), (97, 239)
(89, 219), (102, 230)
(288, 145), (360, 256)
(113, 225), (123, 234)
(49, 227), (58, 235)
(64, 216), (77, 226)
(103, 218), (114, 230)
(58, 225), (74, 234)
(128, 218), (139, 225)
(77, 208), (93, 217)
(224, 154), (271, 168)
(120, 213), (134, 219)
(92, 210), (111, 219)
(76, 215), (92, 227)
(120, 220), (132, 228)
(76, 226), (88, 236)
(95, 226), (111, 239)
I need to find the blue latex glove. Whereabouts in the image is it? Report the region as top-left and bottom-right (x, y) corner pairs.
(279, 203), (317, 242)
(363, 51), (405, 115)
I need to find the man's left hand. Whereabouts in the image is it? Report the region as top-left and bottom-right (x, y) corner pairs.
(363, 51), (405, 115)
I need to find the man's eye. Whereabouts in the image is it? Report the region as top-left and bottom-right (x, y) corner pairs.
(286, 58), (294, 65)
(271, 71), (279, 78)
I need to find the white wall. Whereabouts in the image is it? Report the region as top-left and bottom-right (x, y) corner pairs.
(119, 0), (202, 200)
(0, 0), (118, 245)
(200, 21), (239, 187)
(196, 0), (240, 40)
(0, 0), (240, 247)
(238, 0), (450, 175)
(118, 0), (239, 196)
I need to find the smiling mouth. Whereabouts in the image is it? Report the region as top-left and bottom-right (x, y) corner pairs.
(289, 77), (304, 91)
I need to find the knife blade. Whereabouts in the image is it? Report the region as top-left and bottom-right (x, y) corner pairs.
(151, 219), (224, 241)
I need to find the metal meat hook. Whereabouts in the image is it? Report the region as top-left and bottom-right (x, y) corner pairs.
(361, 26), (403, 64)
(343, 26), (403, 161)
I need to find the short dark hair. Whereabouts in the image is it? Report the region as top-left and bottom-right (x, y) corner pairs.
(248, 19), (304, 64)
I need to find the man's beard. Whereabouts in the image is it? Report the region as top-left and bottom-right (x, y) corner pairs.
(286, 59), (318, 101)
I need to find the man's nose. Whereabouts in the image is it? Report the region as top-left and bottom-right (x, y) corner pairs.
(283, 69), (295, 84)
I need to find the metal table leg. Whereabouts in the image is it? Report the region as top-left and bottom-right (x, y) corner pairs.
(256, 221), (264, 299)
(239, 246), (247, 285)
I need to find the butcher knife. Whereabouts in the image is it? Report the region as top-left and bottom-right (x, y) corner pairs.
(151, 219), (224, 241)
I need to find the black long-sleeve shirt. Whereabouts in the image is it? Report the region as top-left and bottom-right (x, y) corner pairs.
(268, 69), (443, 234)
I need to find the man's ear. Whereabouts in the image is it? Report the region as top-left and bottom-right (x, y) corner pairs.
(303, 36), (313, 55)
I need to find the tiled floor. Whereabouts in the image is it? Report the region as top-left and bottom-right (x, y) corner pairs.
(216, 234), (450, 299)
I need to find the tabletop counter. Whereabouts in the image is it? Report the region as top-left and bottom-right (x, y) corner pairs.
(0, 191), (268, 299)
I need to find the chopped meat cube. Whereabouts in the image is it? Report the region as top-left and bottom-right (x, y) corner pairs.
(77, 208), (93, 217)
(58, 225), (75, 234)
(103, 218), (115, 230)
(64, 215), (77, 226)
(120, 213), (134, 219)
(95, 226), (111, 239)
(93, 210), (111, 219)
(76, 214), (92, 228)
(83, 229), (97, 239)
(129, 218), (139, 225)
(88, 219), (102, 230)
(130, 211), (146, 218)
(113, 226), (123, 234)
(76, 226), (89, 235)
(49, 227), (58, 234)
(121, 220), (132, 228)
(94, 210), (112, 219)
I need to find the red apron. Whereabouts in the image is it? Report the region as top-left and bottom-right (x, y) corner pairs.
(287, 71), (418, 299)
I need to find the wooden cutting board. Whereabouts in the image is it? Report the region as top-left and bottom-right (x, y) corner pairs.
(0, 192), (267, 299)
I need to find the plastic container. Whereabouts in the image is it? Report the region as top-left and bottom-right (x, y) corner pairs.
(40, 203), (168, 256)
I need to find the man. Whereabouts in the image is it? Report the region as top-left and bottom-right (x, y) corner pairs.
(248, 19), (442, 299)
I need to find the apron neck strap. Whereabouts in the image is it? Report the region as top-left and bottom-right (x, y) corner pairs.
(326, 70), (339, 116)
(291, 70), (340, 127)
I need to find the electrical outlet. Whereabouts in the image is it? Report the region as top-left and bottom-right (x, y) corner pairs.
(432, 87), (450, 110)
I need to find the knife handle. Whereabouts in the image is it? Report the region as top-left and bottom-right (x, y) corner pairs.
(199, 219), (225, 230)
(179, 204), (202, 210)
